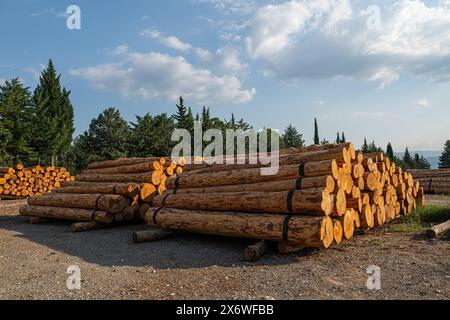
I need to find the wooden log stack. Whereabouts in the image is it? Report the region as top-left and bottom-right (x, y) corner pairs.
(143, 143), (426, 251)
(409, 169), (450, 194)
(19, 157), (184, 230)
(0, 164), (75, 199)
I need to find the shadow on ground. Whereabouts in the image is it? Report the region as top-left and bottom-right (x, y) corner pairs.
(0, 213), (318, 269)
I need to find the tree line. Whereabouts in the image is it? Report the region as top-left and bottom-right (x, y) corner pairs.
(1, 60), (449, 173)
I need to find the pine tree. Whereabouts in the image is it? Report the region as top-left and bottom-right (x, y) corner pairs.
(173, 96), (194, 131)
(386, 143), (394, 160)
(0, 78), (33, 164)
(419, 155), (431, 169)
(336, 132), (341, 144)
(31, 59), (74, 165)
(314, 118), (319, 145)
(341, 132), (346, 143)
(438, 140), (450, 168)
(282, 124), (305, 148)
(403, 147), (413, 169)
(362, 138), (369, 153)
(201, 106), (212, 131)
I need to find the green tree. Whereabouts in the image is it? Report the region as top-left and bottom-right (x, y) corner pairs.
(341, 132), (346, 143)
(438, 140), (450, 168)
(0, 120), (12, 165)
(386, 143), (394, 160)
(314, 118), (320, 145)
(31, 60), (74, 165)
(336, 132), (341, 144)
(173, 96), (194, 132)
(403, 147), (413, 169)
(129, 113), (175, 157)
(0, 78), (33, 164)
(362, 138), (369, 153)
(282, 124), (305, 148)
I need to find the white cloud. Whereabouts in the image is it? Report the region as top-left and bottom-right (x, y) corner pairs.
(242, 0), (450, 88)
(25, 64), (46, 80)
(193, 0), (257, 15)
(0, 78), (5, 86)
(141, 29), (192, 52)
(416, 98), (431, 108)
(70, 51), (255, 104)
(113, 45), (129, 55)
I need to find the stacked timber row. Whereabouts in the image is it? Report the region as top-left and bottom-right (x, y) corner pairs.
(409, 169), (450, 194)
(144, 143), (426, 250)
(0, 165), (75, 199)
(19, 157), (184, 231)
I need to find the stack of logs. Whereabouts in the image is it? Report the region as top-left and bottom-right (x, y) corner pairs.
(0, 165), (75, 199)
(19, 157), (184, 231)
(409, 169), (450, 194)
(142, 143), (425, 253)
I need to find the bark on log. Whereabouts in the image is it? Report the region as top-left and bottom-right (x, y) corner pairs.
(144, 207), (334, 248)
(132, 229), (173, 243)
(20, 205), (113, 223)
(167, 160), (338, 189)
(168, 176), (335, 194)
(152, 188), (334, 215)
(27, 193), (129, 213)
(54, 183), (140, 198)
(87, 157), (164, 170)
(426, 219), (450, 238)
(243, 240), (267, 261)
(75, 172), (154, 183)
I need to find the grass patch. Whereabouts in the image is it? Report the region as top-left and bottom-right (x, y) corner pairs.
(389, 205), (449, 233)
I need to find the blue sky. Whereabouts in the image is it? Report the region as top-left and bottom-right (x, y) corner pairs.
(1, 0), (449, 151)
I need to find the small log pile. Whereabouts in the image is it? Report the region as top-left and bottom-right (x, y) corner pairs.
(19, 157), (184, 230)
(0, 164), (75, 199)
(409, 169), (450, 194)
(143, 143), (426, 252)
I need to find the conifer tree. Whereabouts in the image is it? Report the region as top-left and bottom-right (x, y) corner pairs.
(341, 132), (346, 143)
(314, 118), (320, 145)
(0, 78), (33, 164)
(438, 140), (450, 168)
(336, 132), (341, 144)
(173, 96), (194, 132)
(403, 147), (413, 169)
(386, 142), (394, 160)
(282, 124), (305, 148)
(362, 138), (369, 153)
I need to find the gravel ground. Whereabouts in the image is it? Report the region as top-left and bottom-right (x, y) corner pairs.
(0, 197), (449, 300)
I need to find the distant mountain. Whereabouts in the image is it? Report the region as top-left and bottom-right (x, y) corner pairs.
(394, 151), (441, 169)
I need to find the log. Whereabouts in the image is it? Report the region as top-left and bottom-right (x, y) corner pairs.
(144, 207), (335, 248)
(333, 220), (343, 244)
(426, 220), (450, 238)
(75, 172), (154, 183)
(132, 229), (173, 243)
(27, 193), (129, 213)
(87, 157), (164, 170)
(152, 188), (335, 215)
(70, 221), (106, 232)
(82, 161), (158, 175)
(168, 176), (336, 194)
(20, 205), (113, 223)
(167, 160), (338, 189)
(276, 242), (304, 254)
(243, 240), (267, 261)
(54, 183), (140, 198)
(341, 210), (355, 240)
(140, 183), (157, 202)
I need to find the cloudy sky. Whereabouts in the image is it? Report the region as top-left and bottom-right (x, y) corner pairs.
(1, 0), (449, 151)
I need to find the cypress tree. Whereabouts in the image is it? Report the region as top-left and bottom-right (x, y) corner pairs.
(341, 132), (346, 143)
(362, 138), (369, 153)
(386, 143), (394, 160)
(438, 140), (450, 168)
(31, 59), (74, 165)
(403, 147), (413, 169)
(336, 132), (341, 144)
(0, 78), (33, 164)
(314, 118), (320, 145)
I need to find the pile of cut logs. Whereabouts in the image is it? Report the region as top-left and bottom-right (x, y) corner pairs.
(142, 143), (425, 253)
(19, 157), (184, 231)
(409, 169), (450, 194)
(0, 165), (74, 199)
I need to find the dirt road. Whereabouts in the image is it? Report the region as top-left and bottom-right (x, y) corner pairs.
(0, 198), (449, 300)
